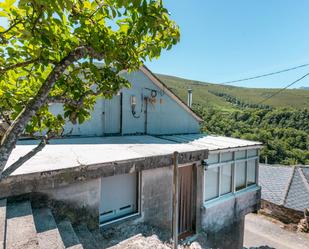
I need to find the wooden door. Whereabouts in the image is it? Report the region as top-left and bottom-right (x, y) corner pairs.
(178, 165), (196, 239)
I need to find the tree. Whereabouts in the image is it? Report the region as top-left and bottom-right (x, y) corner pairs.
(0, 0), (180, 178)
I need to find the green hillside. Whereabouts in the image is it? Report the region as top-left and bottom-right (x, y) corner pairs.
(157, 74), (309, 110)
(157, 73), (309, 165)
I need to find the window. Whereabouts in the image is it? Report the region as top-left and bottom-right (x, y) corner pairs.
(207, 153), (219, 164)
(204, 167), (219, 201)
(221, 164), (232, 195)
(221, 152), (233, 162)
(248, 149), (258, 158)
(235, 150), (246, 160)
(204, 148), (259, 203)
(247, 159), (257, 186)
(236, 161), (246, 191)
(100, 173), (139, 225)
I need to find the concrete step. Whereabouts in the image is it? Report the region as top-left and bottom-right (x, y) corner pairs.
(33, 208), (66, 249)
(6, 201), (40, 249)
(57, 220), (84, 249)
(0, 199), (7, 249)
(74, 224), (101, 249)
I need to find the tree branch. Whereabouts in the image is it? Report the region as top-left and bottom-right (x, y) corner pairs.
(1, 136), (48, 178)
(0, 45), (105, 177)
(47, 89), (101, 107)
(47, 96), (80, 106)
(0, 19), (23, 35)
(0, 58), (40, 73)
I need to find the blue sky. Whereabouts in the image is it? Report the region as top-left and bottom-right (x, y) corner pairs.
(1, 1), (309, 89)
(146, 0), (309, 89)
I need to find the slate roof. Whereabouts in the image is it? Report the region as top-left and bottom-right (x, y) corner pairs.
(259, 164), (309, 212)
(285, 168), (309, 211)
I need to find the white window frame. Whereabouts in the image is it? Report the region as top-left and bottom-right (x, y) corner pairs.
(204, 148), (259, 203)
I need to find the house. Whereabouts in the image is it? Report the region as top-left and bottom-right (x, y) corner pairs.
(259, 164), (309, 225)
(0, 66), (262, 249)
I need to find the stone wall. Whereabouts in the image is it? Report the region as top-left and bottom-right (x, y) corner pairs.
(260, 200), (303, 224)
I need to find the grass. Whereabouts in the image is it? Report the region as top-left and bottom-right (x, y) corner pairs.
(157, 74), (309, 110)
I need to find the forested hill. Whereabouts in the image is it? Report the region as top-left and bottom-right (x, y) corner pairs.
(157, 74), (309, 111)
(157, 74), (309, 165)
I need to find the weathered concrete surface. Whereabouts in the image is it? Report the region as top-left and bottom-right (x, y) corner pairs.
(42, 178), (101, 215)
(141, 167), (173, 231)
(74, 224), (101, 249)
(6, 201), (40, 249)
(57, 220), (84, 249)
(244, 213), (309, 249)
(33, 208), (65, 249)
(0, 199), (6, 249)
(201, 186), (260, 249)
(205, 217), (245, 249)
(0, 146), (207, 200)
(201, 186), (261, 233)
(6, 135), (209, 175)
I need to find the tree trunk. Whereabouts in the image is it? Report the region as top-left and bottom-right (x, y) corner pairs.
(0, 46), (103, 178)
(1, 137), (47, 178)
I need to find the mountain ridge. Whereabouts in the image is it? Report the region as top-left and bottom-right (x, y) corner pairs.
(156, 73), (309, 110)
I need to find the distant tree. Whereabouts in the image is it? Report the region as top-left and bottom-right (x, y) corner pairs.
(193, 104), (309, 166)
(0, 0), (180, 178)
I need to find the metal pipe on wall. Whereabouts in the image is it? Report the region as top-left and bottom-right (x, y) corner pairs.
(187, 89), (192, 108)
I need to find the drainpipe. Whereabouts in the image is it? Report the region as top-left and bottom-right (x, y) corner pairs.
(144, 97), (148, 134)
(187, 89), (192, 108)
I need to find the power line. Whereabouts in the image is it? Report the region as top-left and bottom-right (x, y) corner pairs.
(220, 63), (309, 84)
(256, 72), (309, 105)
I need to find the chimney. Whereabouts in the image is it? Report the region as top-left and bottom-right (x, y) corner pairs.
(187, 89), (192, 108)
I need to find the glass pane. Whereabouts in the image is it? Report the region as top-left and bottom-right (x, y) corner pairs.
(247, 159), (256, 186)
(207, 153), (219, 165)
(221, 152), (233, 162)
(236, 161), (246, 191)
(235, 150), (246, 160)
(248, 149), (258, 158)
(221, 164), (232, 195)
(204, 167), (219, 201)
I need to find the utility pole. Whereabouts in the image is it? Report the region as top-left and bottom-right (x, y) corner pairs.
(172, 151), (179, 249)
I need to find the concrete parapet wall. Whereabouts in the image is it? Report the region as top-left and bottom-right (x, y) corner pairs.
(201, 186), (261, 233)
(0, 150), (207, 199)
(41, 178), (101, 214)
(201, 186), (260, 249)
(140, 167), (173, 232)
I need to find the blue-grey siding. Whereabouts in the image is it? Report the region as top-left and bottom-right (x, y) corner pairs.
(121, 70), (200, 135)
(50, 69), (200, 136)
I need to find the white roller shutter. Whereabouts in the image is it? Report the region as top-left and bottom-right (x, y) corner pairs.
(100, 173), (138, 224)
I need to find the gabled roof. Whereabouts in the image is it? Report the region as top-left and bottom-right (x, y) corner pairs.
(259, 164), (309, 211)
(140, 65), (203, 122)
(285, 167), (309, 211)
